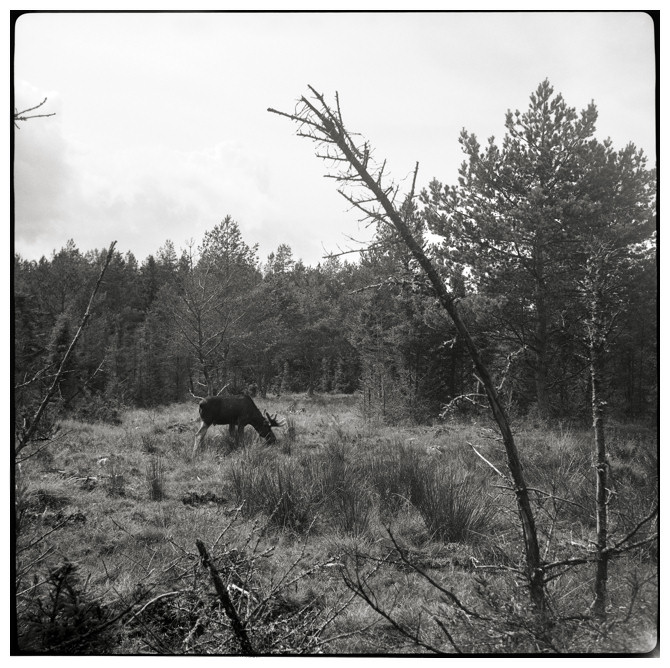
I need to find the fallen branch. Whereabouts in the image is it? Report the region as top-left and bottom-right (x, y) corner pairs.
(195, 539), (255, 655)
(128, 590), (187, 623)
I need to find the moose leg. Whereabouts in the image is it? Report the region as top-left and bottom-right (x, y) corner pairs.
(228, 423), (238, 449)
(193, 421), (209, 457)
(233, 422), (245, 449)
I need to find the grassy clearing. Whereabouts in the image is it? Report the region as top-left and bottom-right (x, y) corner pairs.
(14, 394), (658, 654)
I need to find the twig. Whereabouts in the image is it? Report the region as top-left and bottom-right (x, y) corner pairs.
(525, 486), (590, 511)
(609, 506), (658, 551)
(14, 97), (56, 127)
(341, 558), (446, 654)
(48, 596), (140, 652)
(386, 528), (488, 620)
(17, 519), (71, 553)
(433, 616), (462, 654)
(467, 442), (510, 483)
(607, 534), (658, 557)
(128, 590), (187, 623)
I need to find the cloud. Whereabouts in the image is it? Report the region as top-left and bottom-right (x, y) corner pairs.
(13, 83), (71, 246)
(13, 103), (371, 265)
(14, 128), (281, 261)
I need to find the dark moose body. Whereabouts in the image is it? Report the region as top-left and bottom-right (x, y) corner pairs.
(193, 394), (281, 456)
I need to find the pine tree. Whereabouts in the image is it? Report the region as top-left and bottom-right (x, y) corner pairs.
(423, 80), (600, 417)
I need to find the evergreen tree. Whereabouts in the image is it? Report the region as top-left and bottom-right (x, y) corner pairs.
(162, 217), (261, 395)
(421, 79), (652, 418)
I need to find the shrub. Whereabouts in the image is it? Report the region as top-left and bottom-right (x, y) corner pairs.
(228, 441), (376, 536)
(17, 561), (117, 652)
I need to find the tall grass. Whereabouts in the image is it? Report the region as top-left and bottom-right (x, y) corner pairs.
(227, 439), (375, 536)
(313, 442), (373, 536)
(228, 450), (318, 532)
(105, 458), (126, 497)
(226, 431), (496, 545)
(408, 463), (498, 543)
(14, 397), (657, 654)
(362, 438), (421, 517)
(364, 440), (497, 543)
(146, 455), (166, 501)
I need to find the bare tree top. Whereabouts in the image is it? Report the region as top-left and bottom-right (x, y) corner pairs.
(268, 86), (418, 231)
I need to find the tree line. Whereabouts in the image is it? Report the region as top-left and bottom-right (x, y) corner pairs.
(14, 81), (656, 428)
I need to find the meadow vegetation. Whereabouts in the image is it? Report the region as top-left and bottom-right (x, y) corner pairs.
(14, 393), (657, 655)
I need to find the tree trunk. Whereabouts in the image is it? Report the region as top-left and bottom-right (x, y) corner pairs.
(591, 344), (609, 618)
(589, 265), (609, 618)
(533, 252), (550, 418)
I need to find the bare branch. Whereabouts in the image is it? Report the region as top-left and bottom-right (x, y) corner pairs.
(433, 616), (463, 654)
(14, 97), (56, 127)
(128, 590), (187, 624)
(17, 518), (71, 553)
(609, 505), (658, 551)
(386, 528), (488, 620)
(468, 442), (511, 483)
(340, 554), (446, 654)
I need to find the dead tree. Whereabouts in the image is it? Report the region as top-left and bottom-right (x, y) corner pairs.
(269, 87), (546, 613)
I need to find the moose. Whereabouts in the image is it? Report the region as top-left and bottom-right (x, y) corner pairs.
(193, 394), (283, 456)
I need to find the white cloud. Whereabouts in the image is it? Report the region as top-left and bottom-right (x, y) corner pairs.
(14, 119), (318, 262)
(13, 83), (71, 246)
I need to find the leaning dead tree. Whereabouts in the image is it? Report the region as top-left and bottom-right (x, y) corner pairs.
(269, 87), (546, 613)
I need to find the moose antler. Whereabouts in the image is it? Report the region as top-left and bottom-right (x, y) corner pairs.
(265, 411), (285, 428)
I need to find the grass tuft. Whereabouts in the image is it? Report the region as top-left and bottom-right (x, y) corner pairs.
(408, 463), (498, 543)
(145, 455), (166, 501)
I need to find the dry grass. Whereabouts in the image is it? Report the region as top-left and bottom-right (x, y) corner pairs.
(13, 393), (658, 655)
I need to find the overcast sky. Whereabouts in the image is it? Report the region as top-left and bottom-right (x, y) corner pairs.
(13, 10), (656, 267)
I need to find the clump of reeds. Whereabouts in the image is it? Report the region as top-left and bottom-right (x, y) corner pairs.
(145, 455), (165, 501)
